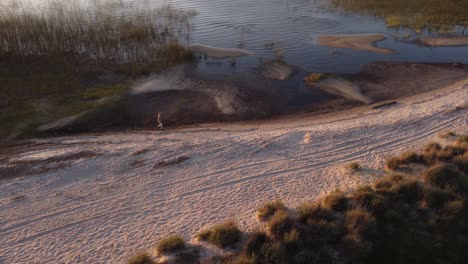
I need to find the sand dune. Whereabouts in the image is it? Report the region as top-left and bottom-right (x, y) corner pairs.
(316, 34), (396, 54)
(0, 77), (467, 263)
(416, 36), (468, 47)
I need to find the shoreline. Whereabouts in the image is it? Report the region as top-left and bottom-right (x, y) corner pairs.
(24, 61), (467, 138)
(0, 76), (467, 263)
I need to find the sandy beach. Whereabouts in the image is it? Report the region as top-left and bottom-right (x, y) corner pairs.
(0, 73), (467, 263)
(315, 34), (395, 54)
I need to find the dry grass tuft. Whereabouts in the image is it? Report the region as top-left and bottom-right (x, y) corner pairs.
(156, 235), (186, 254)
(299, 202), (336, 224)
(197, 221), (242, 248)
(267, 210), (294, 238)
(0, 2), (195, 64)
(128, 253), (155, 264)
(347, 162), (361, 172)
(322, 191), (349, 211)
(257, 200), (286, 221)
(422, 163), (468, 192)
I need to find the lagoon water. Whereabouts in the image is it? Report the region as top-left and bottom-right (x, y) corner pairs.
(18, 0), (468, 74)
(2, 0), (468, 137)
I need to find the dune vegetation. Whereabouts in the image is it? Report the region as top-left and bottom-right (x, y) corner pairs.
(331, 0), (468, 34)
(136, 134), (468, 264)
(0, 0), (195, 139)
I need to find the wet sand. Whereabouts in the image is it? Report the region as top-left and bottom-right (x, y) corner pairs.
(316, 34), (396, 54)
(416, 36), (468, 47)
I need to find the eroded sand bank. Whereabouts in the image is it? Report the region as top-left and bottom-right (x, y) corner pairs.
(316, 34), (396, 54)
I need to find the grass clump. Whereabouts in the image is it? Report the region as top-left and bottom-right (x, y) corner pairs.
(439, 131), (457, 138)
(453, 153), (468, 174)
(422, 186), (454, 208)
(347, 162), (361, 171)
(422, 163), (468, 192)
(344, 208), (376, 238)
(267, 210), (294, 238)
(257, 200), (286, 221)
(197, 221), (242, 248)
(127, 253), (155, 264)
(322, 190), (349, 211)
(386, 151), (424, 170)
(299, 202), (336, 224)
(156, 235), (186, 254)
(458, 134), (468, 144)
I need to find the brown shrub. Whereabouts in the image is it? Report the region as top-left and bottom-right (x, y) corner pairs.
(256, 200), (286, 221)
(242, 232), (268, 256)
(422, 163), (468, 192)
(156, 235), (186, 254)
(322, 191), (349, 212)
(422, 186), (454, 209)
(347, 162), (361, 171)
(344, 208), (377, 238)
(452, 153), (468, 174)
(128, 253), (155, 264)
(299, 202), (336, 224)
(351, 185), (387, 211)
(374, 174), (405, 191)
(386, 152), (425, 170)
(394, 178), (423, 203)
(267, 210), (294, 238)
(197, 221), (242, 248)
(458, 134), (468, 144)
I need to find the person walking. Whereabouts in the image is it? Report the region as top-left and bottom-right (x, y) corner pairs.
(157, 112), (163, 129)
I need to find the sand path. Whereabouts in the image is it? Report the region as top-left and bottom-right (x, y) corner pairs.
(0, 79), (467, 263)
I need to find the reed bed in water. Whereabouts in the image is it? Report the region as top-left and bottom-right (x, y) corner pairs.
(0, 0), (196, 63)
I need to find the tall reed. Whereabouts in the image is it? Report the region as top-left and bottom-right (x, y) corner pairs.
(0, 0), (195, 63)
